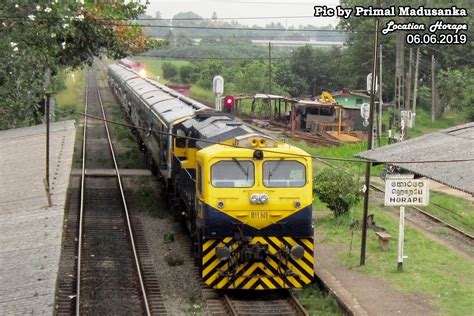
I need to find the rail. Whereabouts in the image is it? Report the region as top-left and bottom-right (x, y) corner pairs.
(76, 71), (151, 315)
(222, 291), (308, 316)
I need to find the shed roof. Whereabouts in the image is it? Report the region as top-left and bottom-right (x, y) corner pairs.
(356, 122), (474, 195)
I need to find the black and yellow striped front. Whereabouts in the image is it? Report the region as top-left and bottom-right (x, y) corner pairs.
(202, 237), (314, 290)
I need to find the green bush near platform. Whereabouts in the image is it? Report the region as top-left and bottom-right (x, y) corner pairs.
(314, 167), (361, 217)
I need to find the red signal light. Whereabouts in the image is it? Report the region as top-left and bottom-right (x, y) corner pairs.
(224, 96), (235, 112)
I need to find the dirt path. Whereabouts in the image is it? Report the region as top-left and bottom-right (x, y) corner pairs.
(314, 230), (437, 316)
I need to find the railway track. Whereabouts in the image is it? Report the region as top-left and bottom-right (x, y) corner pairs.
(221, 291), (308, 316)
(370, 183), (474, 241)
(56, 68), (166, 315)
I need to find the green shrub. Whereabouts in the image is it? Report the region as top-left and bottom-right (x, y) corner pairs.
(314, 167), (361, 217)
(162, 61), (178, 80)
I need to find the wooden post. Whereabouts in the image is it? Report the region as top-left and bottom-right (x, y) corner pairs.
(45, 94), (52, 207)
(268, 42), (272, 94)
(290, 102), (296, 137)
(338, 107), (342, 136)
(405, 48), (413, 111)
(361, 2), (380, 266)
(378, 44), (383, 146)
(394, 33), (404, 110)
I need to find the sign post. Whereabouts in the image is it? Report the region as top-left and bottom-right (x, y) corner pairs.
(397, 206), (405, 271)
(384, 176), (429, 271)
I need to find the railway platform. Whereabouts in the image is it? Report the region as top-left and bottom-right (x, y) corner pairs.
(0, 121), (76, 314)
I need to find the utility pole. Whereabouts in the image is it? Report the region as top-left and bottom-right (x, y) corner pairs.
(378, 44), (383, 147)
(44, 67), (52, 207)
(360, 0), (380, 266)
(394, 33), (405, 110)
(412, 48), (420, 126)
(45, 93), (52, 207)
(405, 48), (413, 111)
(268, 42), (272, 94)
(431, 55), (436, 123)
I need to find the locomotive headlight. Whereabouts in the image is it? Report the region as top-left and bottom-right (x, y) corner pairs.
(290, 245), (304, 260)
(259, 194), (269, 204)
(294, 200), (301, 208)
(216, 246), (231, 261)
(250, 194), (260, 204)
(217, 201), (224, 209)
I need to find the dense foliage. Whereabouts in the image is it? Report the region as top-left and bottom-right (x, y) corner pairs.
(139, 11), (346, 41)
(143, 6), (472, 120)
(0, 0), (159, 130)
(314, 167), (361, 217)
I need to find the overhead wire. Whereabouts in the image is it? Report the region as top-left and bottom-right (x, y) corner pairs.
(60, 108), (474, 165)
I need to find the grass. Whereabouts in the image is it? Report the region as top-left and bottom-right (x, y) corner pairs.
(424, 191), (474, 235)
(314, 200), (474, 315)
(134, 57), (216, 103)
(405, 109), (467, 138)
(295, 285), (342, 315)
(55, 68), (86, 122)
(190, 85), (214, 102)
(102, 99), (148, 169)
(287, 139), (384, 177)
(133, 57), (190, 83)
(127, 177), (169, 218)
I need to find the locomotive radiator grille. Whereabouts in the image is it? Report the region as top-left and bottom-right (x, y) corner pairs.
(201, 237), (314, 290)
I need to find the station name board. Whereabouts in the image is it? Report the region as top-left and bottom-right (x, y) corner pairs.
(384, 178), (429, 206)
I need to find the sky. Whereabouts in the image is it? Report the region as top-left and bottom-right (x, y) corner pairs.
(145, 0), (340, 28)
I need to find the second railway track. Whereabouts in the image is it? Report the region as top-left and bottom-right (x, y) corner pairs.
(74, 69), (166, 314)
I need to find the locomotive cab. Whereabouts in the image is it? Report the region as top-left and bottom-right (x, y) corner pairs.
(195, 136), (314, 290)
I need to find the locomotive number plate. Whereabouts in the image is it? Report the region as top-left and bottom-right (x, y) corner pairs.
(250, 211), (269, 220)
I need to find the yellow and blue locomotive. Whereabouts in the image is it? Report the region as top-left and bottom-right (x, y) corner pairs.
(108, 62), (314, 290)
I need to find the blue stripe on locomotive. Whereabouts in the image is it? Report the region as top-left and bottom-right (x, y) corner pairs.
(199, 204), (313, 239)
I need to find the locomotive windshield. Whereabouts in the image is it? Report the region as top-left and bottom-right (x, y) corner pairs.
(263, 160), (306, 188)
(211, 160), (254, 188)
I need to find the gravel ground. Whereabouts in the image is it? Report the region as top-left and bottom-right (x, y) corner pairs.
(124, 177), (204, 315)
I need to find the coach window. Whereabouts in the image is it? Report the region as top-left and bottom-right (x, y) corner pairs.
(263, 160), (306, 188)
(175, 129), (186, 148)
(211, 160), (254, 188)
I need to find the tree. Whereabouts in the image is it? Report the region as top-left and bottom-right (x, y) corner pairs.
(197, 59), (224, 89)
(0, 1), (161, 130)
(314, 167), (361, 217)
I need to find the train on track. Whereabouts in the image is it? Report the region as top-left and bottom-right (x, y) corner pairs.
(107, 62), (315, 290)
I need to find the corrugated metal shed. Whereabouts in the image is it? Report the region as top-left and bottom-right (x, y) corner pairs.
(356, 122), (474, 195)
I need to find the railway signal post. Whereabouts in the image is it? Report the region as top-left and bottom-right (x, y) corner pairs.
(213, 75), (224, 111)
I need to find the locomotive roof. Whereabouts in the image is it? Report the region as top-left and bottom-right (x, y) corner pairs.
(108, 64), (208, 125)
(182, 115), (266, 149)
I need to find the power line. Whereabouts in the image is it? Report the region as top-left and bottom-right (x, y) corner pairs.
(136, 55), (291, 60)
(423, 46), (474, 65)
(151, 0), (335, 6)
(136, 15), (316, 21)
(0, 17), (361, 33)
(58, 108), (474, 165)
